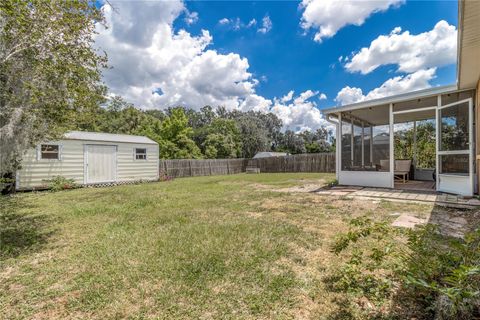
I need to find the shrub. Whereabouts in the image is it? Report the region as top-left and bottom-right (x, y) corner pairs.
(326, 178), (339, 188)
(330, 217), (480, 319)
(43, 176), (78, 192)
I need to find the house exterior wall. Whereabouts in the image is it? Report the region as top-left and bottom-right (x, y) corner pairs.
(476, 80), (480, 194)
(16, 139), (159, 190)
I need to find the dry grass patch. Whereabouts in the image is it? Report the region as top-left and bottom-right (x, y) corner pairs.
(1, 173), (462, 319)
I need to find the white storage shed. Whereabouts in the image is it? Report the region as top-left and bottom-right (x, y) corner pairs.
(16, 131), (159, 190)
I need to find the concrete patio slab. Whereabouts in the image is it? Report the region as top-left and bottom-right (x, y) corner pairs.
(392, 214), (427, 229)
(315, 185), (480, 209)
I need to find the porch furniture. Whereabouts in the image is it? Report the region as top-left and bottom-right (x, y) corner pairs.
(394, 160), (412, 183)
(377, 159), (390, 172)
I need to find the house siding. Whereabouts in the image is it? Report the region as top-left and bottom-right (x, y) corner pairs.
(16, 139), (159, 190)
(476, 79), (480, 194)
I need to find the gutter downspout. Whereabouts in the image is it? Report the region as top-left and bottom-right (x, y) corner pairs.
(326, 114), (340, 181)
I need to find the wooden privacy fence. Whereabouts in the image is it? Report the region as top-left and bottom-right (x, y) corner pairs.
(159, 158), (249, 178)
(159, 153), (335, 178)
(248, 153), (335, 173)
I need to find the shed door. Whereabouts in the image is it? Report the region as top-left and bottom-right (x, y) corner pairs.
(85, 145), (117, 184)
(437, 98), (474, 196)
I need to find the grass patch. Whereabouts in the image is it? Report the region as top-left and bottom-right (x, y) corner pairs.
(0, 173), (449, 319)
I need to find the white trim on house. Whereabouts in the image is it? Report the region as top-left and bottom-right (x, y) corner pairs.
(339, 171), (392, 188)
(323, 85), (459, 115)
(392, 106), (437, 115)
(389, 103), (394, 189)
(436, 97), (474, 196)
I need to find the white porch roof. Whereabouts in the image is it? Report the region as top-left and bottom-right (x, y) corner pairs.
(322, 85), (457, 115)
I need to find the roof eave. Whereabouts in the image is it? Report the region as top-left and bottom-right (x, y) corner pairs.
(322, 84), (458, 115)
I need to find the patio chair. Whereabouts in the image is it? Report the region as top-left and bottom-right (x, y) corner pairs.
(376, 159), (390, 172)
(394, 160), (412, 183)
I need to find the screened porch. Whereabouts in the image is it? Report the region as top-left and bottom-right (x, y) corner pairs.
(324, 87), (476, 196)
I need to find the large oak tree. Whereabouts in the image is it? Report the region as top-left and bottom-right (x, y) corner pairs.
(0, 0), (107, 175)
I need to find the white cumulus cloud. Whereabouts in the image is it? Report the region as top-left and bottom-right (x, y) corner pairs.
(345, 20), (457, 74)
(300, 0), (404, 42)
(335, 68), (436, 105)
(273, 91), (332, 132)
(95, 1), (327, 131)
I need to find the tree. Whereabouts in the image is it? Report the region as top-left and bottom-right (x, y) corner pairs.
(0, 0), (106, 175)
(224, 110), (282, 158)
(158, 108), (202, 159)
(202, 119), (242, 158)
(276, 130), (306, 154)
(394, 120), (435, 168)
(231, 114), (269, 158)
(300, 127), (334, 153)
(98, 97), (162, 139)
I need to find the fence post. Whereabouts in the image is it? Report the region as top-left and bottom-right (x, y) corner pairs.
(209, 160), (212, 176)
(227, 160), (230, 174)
(189, 160), (193, 176)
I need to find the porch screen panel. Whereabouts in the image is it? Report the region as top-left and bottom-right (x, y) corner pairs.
(439, 154), (469, 175)
(353, 123), (363, 167)
(363, 126), (371, 166)
(341, 119), (352, 170)
(415, 119), (436, 169)
(439, 102), (469, 151)
(372, 125), (390, 171)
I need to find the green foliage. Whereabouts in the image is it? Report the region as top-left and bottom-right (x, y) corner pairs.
(202, 119), (242, 159)
(330, 217), (399, 305)
(331, 216), (480, 319)
(300, 128), (334, 153)
(275, 130), (306, 154)
(43, 176), (78, 192)
(68, 96), (332, 160)
(403, 226), (480, 319)
(227, 112), (273, 158)
(158, 108), (202, 159)
(1, 0), (107, 174)
(395, 121), (435, 168)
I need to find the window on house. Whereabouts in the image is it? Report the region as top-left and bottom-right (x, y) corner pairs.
(135, 148), (147, 160)
(40, 144), (59, 160)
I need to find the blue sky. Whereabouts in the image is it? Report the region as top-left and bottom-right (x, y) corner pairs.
(95, 0), (459, 131)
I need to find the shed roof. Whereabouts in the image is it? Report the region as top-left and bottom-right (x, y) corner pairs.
(253, 152), (288, 159)
(64, 131), (158, 145)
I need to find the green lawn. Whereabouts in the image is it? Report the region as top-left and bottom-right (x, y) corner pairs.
(1, 173), (435, 319)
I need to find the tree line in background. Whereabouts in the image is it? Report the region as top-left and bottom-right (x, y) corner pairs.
(78, 96), (334, 159)
(1, 0), (333, 177)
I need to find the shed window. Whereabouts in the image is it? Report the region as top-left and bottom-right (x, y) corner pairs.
(135, 148), (147, 160)
(40, 144), (59, 160)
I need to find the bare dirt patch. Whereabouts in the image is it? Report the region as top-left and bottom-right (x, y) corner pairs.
(276, 183), (326, 193)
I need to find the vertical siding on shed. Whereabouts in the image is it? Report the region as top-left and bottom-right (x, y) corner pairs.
(16, 139), (159, 190)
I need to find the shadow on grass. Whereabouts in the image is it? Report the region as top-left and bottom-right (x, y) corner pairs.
(0, 195), (56, 259)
